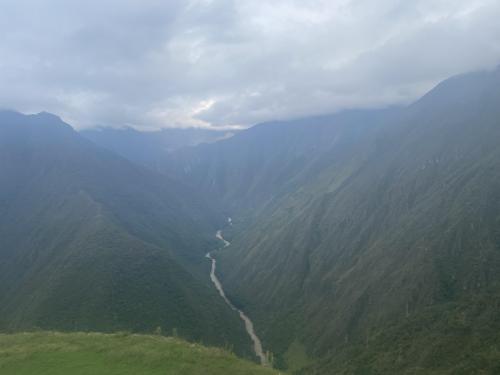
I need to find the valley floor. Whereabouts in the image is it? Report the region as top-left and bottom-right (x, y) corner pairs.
(208, 230), (268, 365)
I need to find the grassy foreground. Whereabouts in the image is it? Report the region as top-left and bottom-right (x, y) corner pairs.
(0, 332), (281, 375)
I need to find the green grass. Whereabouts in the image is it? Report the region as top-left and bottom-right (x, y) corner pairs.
(0, 332), (281, 375)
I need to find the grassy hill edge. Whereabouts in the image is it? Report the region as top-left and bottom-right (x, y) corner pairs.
(0, 331), (281, 375)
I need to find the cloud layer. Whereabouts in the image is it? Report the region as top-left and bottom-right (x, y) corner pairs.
(1, 0), (500, 129)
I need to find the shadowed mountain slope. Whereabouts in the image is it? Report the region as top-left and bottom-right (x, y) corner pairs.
(0, 111), (251, 357)
(166, 67), (500, 373)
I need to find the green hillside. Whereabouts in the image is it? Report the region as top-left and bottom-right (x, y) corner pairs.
(164, 108), (399, 215)
(0, 332), (280, 375)
(5, 67), (500, 374)
(163, 67), (500, 373)
(0, 111), (251, 357)
(222, 68), (500, 373)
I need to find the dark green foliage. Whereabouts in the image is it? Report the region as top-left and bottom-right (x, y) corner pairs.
(300, 293), (500, 374)
(0, 111), (252, 357)
(4, 66), (500, 374)
(166, 67), (500, 373)
(164, 108), (400, 214)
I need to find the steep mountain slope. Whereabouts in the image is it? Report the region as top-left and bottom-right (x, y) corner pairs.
(0, 111), (251, 356)
(165, 109), (400, 215)
(166, 67), (500, 373)
(223, 68), (500, 373)
(0, 332), (280, 375)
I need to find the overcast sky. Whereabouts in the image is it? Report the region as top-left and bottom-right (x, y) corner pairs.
(1, 0), (500, 130)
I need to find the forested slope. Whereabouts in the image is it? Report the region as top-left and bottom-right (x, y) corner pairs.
(168, 67), (500, 373)
(0, 111), (251, 356)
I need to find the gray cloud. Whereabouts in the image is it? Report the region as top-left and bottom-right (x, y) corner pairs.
(1, 0), (499, 129)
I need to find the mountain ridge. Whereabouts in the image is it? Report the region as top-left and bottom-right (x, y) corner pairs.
(159, 66), (500, 373)
(3, 66), (500, 373)
(0, 111), (252, 357)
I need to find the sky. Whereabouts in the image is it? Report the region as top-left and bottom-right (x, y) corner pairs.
(1, 0), (500, 130)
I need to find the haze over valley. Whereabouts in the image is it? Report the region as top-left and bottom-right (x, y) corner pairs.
(2, 1), (500, 374)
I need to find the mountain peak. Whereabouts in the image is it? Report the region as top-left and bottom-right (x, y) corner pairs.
(0, 110), (75, 139)
(33, 111), (63, 121)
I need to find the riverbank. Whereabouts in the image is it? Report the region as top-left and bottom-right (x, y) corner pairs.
(206, 230), (268, 366)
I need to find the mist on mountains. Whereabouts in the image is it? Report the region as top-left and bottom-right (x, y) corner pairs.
(1, 1), (500, 130)
(2, 1), (500, 374)
(3, 65), (500, 373)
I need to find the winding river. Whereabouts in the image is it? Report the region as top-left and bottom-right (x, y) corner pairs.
(206, 230), (268, 366)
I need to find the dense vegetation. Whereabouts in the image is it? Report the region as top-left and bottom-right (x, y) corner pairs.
(0, 332), (279, 375)
(158, 67), (500, 373)
(3, 66), (500, 374)
(0, 111), (251, 358)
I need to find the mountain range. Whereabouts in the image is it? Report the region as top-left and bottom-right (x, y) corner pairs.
(0, 110), (252, 357)
(2, 66), (500, 373)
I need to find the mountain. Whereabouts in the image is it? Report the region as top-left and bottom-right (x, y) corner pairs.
(5, 66), (500, 374)
(80, 126), (238, 171)
(0, 111), (252, 357)
(166, 109), (400, 212)
(164, 67), (500, 373)
(0, 332), (280, 375)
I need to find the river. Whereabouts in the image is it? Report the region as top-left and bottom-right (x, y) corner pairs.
(206, 230), (268, 366)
